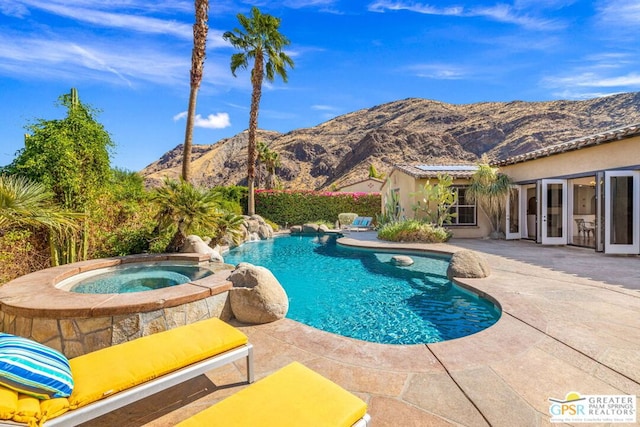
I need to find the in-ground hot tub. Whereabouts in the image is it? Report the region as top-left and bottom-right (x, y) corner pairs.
(57, 262), (216, 294)
(0, 253), (234, 358)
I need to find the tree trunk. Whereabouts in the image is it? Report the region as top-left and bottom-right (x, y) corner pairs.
(182, 0), (208, 183)
(182, 86), (199, 182)
(247, 51), (264, 215)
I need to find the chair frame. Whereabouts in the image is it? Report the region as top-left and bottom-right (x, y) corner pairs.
(0, 344), (254, 427)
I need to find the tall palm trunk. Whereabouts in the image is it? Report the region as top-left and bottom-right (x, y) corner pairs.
(182, 0), (209, 182)
(182, 87), (199, 182)
(247, 50), (264, 215)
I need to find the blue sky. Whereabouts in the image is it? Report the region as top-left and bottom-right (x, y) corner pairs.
(1, 0), (639, 171)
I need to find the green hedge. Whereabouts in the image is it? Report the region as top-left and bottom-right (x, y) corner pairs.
(256, 190), (381, 226)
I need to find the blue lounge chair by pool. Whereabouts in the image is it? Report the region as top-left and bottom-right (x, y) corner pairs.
(348, 216), (373, 232)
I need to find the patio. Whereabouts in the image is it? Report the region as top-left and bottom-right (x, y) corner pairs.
(86, 235), (640, 426)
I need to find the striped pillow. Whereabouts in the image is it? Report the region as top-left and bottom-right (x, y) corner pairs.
(0, 334), (74, 399)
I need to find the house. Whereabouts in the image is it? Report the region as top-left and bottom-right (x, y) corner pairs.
(497, 122), (640, 254)
(337, 177), (384, 193)
(382, 122), (640, 254)
(381, 164), (489, 238)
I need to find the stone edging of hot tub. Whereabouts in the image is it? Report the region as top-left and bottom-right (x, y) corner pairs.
(0, 253), (235, 357)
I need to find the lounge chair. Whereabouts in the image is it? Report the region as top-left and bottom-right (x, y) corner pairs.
(347, 216), (373, 232)
(177, 361), (370, 427)
(0, 317), (253, 426)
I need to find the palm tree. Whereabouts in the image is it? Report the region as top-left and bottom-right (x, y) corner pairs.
(466, 163), (513, 238)
(257, 141), (280, 189)
(152, 178), (222, 252)
(223, 7), (294, 214)
(182, 0), (209, 182)
(0, 175), (81, 233)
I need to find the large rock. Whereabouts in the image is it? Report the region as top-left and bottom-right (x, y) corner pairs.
(391, 255), (414, 266)
(238, 215), (274, 244)
(302, 223), (319, 233)
(446, 250), (490, 280)
(228, 263), (289, 324)
(181, 235), (224, 263)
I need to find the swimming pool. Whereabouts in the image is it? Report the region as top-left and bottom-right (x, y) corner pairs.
(224, 234), (500, 344)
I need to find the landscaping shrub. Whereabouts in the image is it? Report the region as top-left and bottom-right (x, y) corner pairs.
(377, 220), (452, 243)
(255, 190), (381, 226)
(0, 229), (50, 284)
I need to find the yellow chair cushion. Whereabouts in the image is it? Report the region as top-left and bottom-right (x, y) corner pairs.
(68, 318), (248, 409)
(12, 394), (41, 425)
(38, 397), (70, 424)
(177, 362), (367, 427)
(0, 386), (18, 420)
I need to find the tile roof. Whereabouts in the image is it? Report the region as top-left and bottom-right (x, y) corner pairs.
(495, 122), (640, 166)
(394, 164), (478, 179)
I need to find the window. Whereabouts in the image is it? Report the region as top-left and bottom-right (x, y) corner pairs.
(449, 186), (476, 225)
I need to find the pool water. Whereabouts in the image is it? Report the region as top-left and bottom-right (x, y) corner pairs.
(68, 265), (213, 294)
(224, 235), (500, 344)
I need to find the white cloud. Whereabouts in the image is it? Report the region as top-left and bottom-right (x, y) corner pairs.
(406, 63), (467, 80)
(12, 0), (192, 39)
(173, 111), (231, 129)
(368, 1), (463, 16)
(367, 0), (565, 30)
(546, 72), (640, 88)
(0, 1), (29, 17)
(0, 32), (189, 86)
(597, 0), (640, 27)
(551, 89), (623, 100)
(311, 104), (336, 111)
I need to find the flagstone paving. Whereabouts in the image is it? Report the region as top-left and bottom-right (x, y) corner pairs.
(87, 236), (640, 427)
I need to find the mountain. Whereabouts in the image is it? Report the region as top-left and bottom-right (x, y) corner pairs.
(140, 92), (640, 190)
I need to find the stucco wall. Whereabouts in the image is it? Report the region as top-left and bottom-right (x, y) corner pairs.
(381, 170), (493, 238)
(500, 136), (640, 182)
(339, 178), (383, 193)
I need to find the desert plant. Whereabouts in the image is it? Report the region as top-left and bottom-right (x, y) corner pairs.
(467, 163), (512, 237)
(338, 213), (358, 228)
(411, 173), (458, 227)
(209, 212), (245, 246)
(368, 163), (385, 179)
(377, 219), (452, 243)
(377, 182), (402, 226)
(0, 175), (81, 233)
(152, 178), (222, 252)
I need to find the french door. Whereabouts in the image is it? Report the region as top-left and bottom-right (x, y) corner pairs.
(604, 171), (640, 254)
(505, 186), (522, 240)
(541, 179), (567, 245)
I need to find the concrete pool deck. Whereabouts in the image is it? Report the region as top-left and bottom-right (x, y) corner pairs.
(89, 235), (640, 427)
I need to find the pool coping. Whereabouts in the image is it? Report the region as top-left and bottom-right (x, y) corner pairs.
(0, 253), (234, 318)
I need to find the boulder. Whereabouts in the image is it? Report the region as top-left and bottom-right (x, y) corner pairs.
(245, 218), (260, 233)
(391, 255), (414, 266)
(318, 224), (330, 233)
(302, 223), (319, 233)
(446, 250), (490, 280)
(228, 263), (289, 324)
(181, 235), (224, 263)
(257, 224), (273, 240)
(290, 225), (303, 234)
